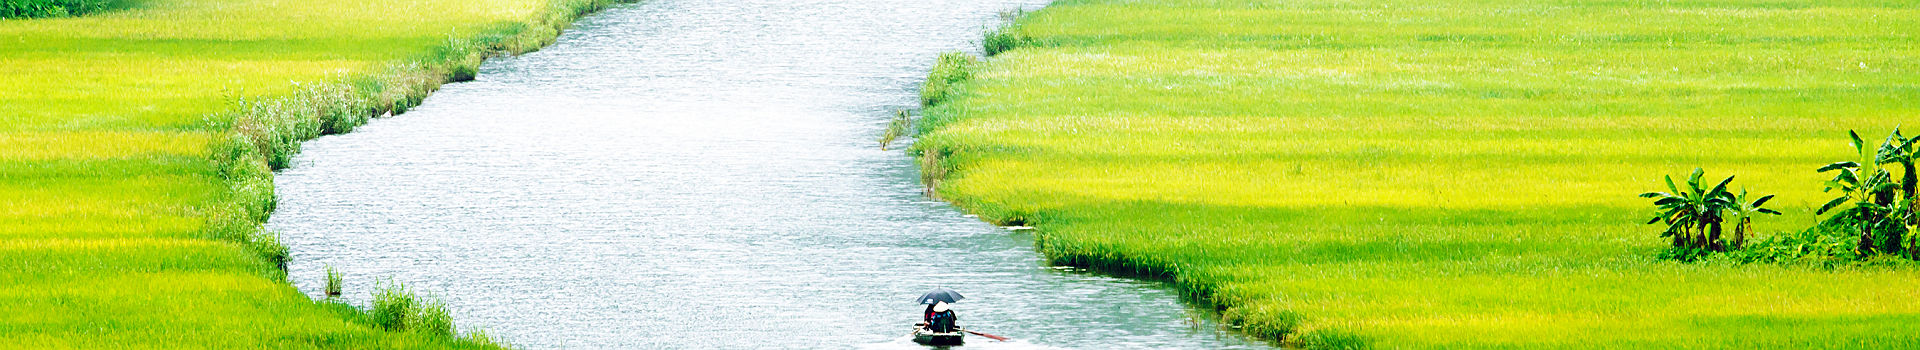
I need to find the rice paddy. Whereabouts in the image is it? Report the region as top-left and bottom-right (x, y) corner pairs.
(0, 0), (612, 347)
(918, 0), (1920, 348)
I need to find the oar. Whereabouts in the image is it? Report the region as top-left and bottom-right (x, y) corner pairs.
(962, 329), (1010, 341)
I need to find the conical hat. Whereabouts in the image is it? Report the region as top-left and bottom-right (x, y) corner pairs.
(932, 301), (950, 312)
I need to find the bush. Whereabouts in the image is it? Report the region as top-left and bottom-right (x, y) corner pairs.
(920, 52), (977, 107)
(369, 281), (457, 335)
(982, 27), (1029, 56)
(369, 281), (418, 331)
(1, 0), (112, 19)
(1731, 212), (1912, 266)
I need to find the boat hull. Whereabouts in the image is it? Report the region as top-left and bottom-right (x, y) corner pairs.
(912, 330), (965, 346)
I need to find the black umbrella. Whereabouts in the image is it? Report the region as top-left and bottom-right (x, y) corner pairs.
(916, 287), (964, 305)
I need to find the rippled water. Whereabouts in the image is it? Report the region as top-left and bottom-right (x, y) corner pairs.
(267, 0), (1272, 348)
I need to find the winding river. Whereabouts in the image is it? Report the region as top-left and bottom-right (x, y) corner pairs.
(267, 0), (1271, 348)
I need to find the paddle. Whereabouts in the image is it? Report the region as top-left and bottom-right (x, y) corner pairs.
(962, 329), (1010, 342)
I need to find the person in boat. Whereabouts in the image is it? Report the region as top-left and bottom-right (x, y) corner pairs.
(924, 301), (958, 333)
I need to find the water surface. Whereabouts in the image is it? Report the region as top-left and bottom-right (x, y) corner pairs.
(268, 0), (1272, 348)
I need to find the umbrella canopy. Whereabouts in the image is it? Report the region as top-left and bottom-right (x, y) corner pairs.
(917, 288), (964, 305)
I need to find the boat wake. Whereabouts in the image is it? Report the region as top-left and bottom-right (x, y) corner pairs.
(857, 335), (1071, 350)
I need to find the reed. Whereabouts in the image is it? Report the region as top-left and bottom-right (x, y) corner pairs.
(325, 265), (344, 298)
(879, 110), (912, 151)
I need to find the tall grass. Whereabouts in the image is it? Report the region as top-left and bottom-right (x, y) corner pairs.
(920, 0), (1920, 348)
(0, 0), (629, 347)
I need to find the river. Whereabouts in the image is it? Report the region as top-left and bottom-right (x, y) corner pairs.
(266, 0), (1271, 348)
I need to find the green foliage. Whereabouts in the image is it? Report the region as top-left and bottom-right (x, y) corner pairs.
(982, 27), (1029, 57)
(459, 330), (508, 348)
(1726, 189), (1782, 250)
(361, 280), (484, 344)
(1293, 328), (1373, 350)
(1685, 129), (1920, 265)
(920, 52), (978, 108)
(879, 110), (912, 150)
(1639, 168), (1746, 252)
(369, 280), (457, 335)
(325, 265), (344, 298)
(1811, 130), (1911, 256)
(0, 0), (112, 19)
(243, 231), (290, 272)
(369, 281), (418, 331)
(1221, 305), (1301, 341)
(982, 9), (1035, 56)
(916, 147), (949, 196)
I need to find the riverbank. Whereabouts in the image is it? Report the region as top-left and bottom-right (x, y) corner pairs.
(0, 0), (623, 347)
(919, 0), (1920, 348)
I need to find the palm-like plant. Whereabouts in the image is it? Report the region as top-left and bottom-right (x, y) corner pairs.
(1875, 129), (1919, 232)
(1874, 128), (1918, 201)
(1818, 131), (1902, 254)
(1723, 188), (1781, 250)
(1641, 168), (1735, 251)
(1873, 129), (1918, 254)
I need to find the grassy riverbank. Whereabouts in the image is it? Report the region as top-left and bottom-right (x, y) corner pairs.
(920, 0), (1920, 348)
(0, 0), (619, 347)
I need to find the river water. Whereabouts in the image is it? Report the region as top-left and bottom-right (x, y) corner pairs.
(267, 0), (1271, 348)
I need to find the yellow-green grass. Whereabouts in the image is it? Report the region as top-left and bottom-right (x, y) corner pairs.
(0, 0), (614, 347)
(920, 0), (1920, 347)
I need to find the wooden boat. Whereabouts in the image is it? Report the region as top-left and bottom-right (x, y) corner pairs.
(912, 327), (965, 346)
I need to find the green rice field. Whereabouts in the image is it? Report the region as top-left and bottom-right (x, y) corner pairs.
(0, 0), (601, 347)
(919, 0), (1920, 348)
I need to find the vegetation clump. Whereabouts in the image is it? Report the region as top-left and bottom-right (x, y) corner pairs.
(879, 110), (912, 150)
(920, 52), (978, 108)
(325, 265), (345, 298)
(982, 9), (1036, 56)
(1709, 130), (1920, 265)
(1, 0), (112, 18)
(1639, 168), (1779, 259)
(370, 281), (455, 336)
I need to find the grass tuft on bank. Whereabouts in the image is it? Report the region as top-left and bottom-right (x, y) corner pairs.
(0, 0), (626, 347)
(918, 0), (1920, 348)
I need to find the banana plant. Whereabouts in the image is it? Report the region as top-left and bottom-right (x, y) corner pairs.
(1723, 188), (1781, 250)
(1874, 129), (1918, 253)
(1874, 128), (1918, 201)
(1641, 168), (1735, 251)
(1818, 130), (1901, 254)
(1875, 129), (1919, 231)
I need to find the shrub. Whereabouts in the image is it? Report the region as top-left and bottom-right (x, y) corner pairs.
(921, 52), (978, 107)
(369, 281), (418, 331)
(368, 281), (459, 336)
(1, 0), (112, 19)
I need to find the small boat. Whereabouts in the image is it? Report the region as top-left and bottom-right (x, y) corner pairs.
(912, 327), (965, 346)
